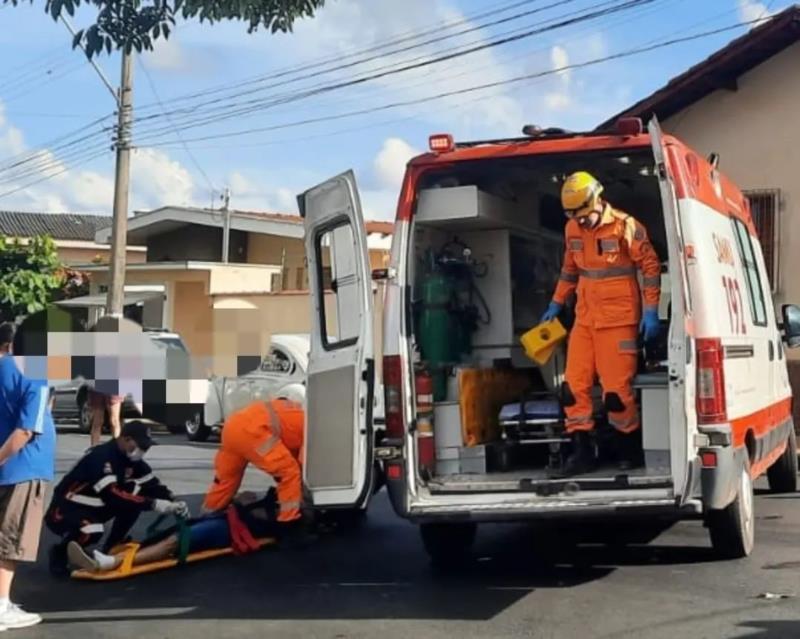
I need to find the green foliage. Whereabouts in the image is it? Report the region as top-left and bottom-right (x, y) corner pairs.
(0, 235), (65, 322)
(1, 0), (325, 58)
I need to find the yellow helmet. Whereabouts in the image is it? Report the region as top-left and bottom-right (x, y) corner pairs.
(561, 171), (604, 218)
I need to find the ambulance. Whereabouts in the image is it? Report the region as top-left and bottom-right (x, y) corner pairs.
(298, 118), (799, 562)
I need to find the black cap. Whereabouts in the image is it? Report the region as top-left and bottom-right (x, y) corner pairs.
(121, 420), (157, 450)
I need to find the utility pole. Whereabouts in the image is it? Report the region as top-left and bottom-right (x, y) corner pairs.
(106, 50), (134, 316)
(221, 188), (231, 263)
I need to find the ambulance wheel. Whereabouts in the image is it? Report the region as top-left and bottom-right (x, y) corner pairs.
(420, 522), (477, 568)
(766, 431), (798, 494)
(707, 457), (755, 559)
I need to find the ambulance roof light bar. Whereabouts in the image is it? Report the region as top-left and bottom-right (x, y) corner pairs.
(429, 133), (455, 153)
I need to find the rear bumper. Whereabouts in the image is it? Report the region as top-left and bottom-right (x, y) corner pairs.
(384, 461), (700, 524)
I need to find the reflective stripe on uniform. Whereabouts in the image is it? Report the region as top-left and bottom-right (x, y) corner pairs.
(578, 266), (637, 279)
(79, 522), (105, 534)
(559, 271), (579, 283)
(619, 339), (638, 352)
(93, 475), (116, 493)
(600, 239), (620, 252)
(608, 412), (640, 429)
(279, 500), (301, 512)
(68, 494), (105, 508)
(568, 239), (584, 250)
(642, 276), (661, 288)
(565, 415), (592, 425)
(264, 402), (282, 438)
(256, 434), (280, 456)
(134, 473), (155, 485)
(131, 484), (141, 496)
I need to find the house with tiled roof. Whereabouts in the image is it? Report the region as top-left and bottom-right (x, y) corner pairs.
(70, 204), (391, 374)
(0, 210), (146, 266)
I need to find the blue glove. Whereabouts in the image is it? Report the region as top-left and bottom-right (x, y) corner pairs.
(540, 301), (563, 324)
(640, 307), (660, 342)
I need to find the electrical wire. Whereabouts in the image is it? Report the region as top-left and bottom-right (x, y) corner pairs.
(131, 0), (654, 143)
(137, 57), (217, 196)
(138, 18), (770, 148)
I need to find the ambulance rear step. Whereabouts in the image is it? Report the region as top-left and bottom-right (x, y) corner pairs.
(428, 470), (672, 495)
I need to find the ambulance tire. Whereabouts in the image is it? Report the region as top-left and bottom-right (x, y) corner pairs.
(707, 457), (755, 560)
(420, 522), (477, 569)
(766, 431), (798, 494)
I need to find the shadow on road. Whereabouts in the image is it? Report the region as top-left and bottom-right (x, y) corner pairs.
(14, 491), (726, 625)
(735, 620), (800, 638)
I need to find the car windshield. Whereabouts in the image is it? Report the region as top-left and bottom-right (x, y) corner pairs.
(151, 336), (187, 351)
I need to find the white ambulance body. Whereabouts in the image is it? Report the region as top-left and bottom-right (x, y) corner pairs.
(298, 118), (799, 562)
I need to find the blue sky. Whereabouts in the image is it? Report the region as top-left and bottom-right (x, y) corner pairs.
(0, 0), (791, 220)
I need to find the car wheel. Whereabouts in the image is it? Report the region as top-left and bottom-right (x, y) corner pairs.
(766, 431), (798, 493)
(707, 457), (755, 559)
(185, 411), (211, 442)
(420, 522), (477, 569)
(78, 398), (93, 434)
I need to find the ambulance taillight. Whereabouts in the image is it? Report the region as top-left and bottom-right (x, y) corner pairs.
(697, 338), (727, 424)
(384, 355), (405, 439)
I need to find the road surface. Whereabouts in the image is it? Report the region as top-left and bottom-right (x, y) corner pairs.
(11, 429), (800, 639)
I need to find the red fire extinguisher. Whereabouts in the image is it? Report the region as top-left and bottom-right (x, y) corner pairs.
(415, 368), (436, 477)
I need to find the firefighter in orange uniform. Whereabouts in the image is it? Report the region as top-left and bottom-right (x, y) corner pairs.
(541, 171), (661, 475)
(203, 396), (308, 540)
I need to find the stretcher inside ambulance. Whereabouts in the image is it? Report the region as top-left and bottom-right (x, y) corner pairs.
(298, 118), (799, 563)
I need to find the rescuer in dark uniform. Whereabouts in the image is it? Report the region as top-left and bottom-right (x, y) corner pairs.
(45, 421), (188, 576)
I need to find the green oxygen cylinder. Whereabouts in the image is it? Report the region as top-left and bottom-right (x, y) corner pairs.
(418, 271), (454, 401)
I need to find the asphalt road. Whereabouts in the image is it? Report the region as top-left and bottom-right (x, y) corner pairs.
(10, 428), (800, 639)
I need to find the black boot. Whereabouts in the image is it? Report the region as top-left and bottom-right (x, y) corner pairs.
(552, 432), (596, 478)
(616, 431), (644, 471)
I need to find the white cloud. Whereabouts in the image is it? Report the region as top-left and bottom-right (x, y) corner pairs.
(544, 93), (572, 111)
(373, 138), (419, 191)
(0, 101), (25, 157)
(737, 0), (773, 23)
(130, 147), (195, 209)
(143, 37), (188, 72)
(551, 45), (571, 85)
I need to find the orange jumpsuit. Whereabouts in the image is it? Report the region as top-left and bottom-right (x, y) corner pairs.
(552, 205), (661, 435)
(204, 399), (304, 523)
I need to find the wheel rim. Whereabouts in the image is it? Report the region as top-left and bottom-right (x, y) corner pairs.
(80, 403), (92, 430)
(185, 414), (200, 435)
(740, 465), (755, 550)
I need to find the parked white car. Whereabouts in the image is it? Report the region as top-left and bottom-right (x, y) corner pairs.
(198, 333), (385, 443)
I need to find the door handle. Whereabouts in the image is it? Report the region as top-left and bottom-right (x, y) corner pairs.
(768, 340), (775, 361)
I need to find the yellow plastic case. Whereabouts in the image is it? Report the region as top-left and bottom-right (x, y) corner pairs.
(520, 318), (567, 365)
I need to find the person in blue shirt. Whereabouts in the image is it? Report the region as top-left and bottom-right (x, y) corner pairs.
(0, 322), (56, 631)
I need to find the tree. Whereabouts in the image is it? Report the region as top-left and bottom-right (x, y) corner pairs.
(1, 0), (326, 58)
(0, 235), (65, 321)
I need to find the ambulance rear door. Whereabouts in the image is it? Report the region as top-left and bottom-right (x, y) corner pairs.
(298, 170), (376, 509)
(649, 117), (698, 505)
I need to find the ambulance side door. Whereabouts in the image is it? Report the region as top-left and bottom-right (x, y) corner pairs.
(649, 117), (697, 504)
(298, 170), (376, 509)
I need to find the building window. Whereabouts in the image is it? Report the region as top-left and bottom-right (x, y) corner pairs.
(745, 189), (779, 292)
(295, 267), (307, 290)
(270, 273), (282, 292)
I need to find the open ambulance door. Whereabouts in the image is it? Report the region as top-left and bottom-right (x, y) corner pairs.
(298, 170), (376, 510)
(649, 117), (699, 505)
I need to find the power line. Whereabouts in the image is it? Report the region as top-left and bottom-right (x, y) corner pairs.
(137, 57), (217, 196)
(140, 18), (769, 148)
(132, 0), (653, 143)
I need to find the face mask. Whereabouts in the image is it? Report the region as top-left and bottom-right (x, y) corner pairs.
(127, 447), (144, 462)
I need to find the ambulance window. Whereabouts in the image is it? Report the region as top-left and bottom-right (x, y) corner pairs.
(315, 221), (361, 350)
(731, 217), (767, 326)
